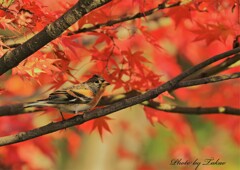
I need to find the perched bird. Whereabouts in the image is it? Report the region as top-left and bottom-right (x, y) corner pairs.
(24, 75), (110, 116)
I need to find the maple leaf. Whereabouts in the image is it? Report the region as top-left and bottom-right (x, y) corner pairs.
(144, 106), (193, 140)
(15, 9), (33, 27)
(122, 49), (150, 73)
(0, 16), (15, 30)
(167, 4), (193, 26)
(153, 51), (182, 78)
(78, 9), (109, 28)
(132, 0), (158, 13)
(192, 22), (235, 45)
(198, 0), (237, 11)
(138, 26), (162, 50)
(91, 116), (112, 140)
(61, 36), (82, 61)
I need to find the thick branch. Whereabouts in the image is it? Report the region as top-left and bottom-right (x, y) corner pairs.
(0, 0), (111, 75)
(0, 47), (239, 146)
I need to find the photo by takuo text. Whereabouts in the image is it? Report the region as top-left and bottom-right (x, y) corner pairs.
(170, 158), (226, 170)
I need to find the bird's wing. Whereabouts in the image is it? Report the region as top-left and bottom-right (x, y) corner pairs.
(46, 88), (94, 104)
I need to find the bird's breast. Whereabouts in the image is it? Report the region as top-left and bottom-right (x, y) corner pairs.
(57, 104), (92, 114)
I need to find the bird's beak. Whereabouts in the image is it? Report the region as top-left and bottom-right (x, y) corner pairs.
(104, 81), (110, 86)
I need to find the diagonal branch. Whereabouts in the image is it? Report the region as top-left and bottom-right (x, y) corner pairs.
(0, 70), (239, 117)
(176, 72), (240, 88)
(184, 54), (240, 80)
(0, 47), (239, 146)
(0, 0), (112, 75)
(99, 72), (240, 105)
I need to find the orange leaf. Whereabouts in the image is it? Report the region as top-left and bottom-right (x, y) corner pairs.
(91, 116), (112, 140)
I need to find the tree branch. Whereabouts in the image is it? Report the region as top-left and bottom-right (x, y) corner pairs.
(68, 1), (181, 35)
(184, 54), (240, 80)
(0, 71), (239, 117)
(99, 72), (240, 105)
(2, 1), (181, 49)
(177, 72), (240, 88)
(0, 0), (112, 75)
(0, 47), (239, 146)
(141, 101), (240, 116)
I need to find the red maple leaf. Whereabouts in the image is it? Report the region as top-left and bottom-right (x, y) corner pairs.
(192, 22), (235, 45)
(91, 116), (112, 140)
(144, 106), (193, 140)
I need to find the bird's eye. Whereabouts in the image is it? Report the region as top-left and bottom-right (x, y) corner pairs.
(95, 80), (99, 83)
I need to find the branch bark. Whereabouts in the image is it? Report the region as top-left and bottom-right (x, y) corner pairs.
(184, 54), (240, 80)
(142, 102), (240, 115)
(0, 70), (239, 117)
(0, 47), (239, 146)
(100, 72), (240, 107)
(0, 0), (111, 75)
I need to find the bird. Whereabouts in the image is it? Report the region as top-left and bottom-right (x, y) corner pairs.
(24, 75), (110, 118)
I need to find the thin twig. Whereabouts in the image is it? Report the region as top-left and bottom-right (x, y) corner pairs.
(2, 1), (181, 49)
(68, 1), (181, 35)
(141, 101), (240, 115)
(184, 54), (240, 80)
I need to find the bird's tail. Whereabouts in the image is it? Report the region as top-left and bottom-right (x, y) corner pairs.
(24, 100), (52, 108)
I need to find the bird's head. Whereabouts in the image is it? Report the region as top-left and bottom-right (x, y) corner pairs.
(87, 75), (110, 90)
